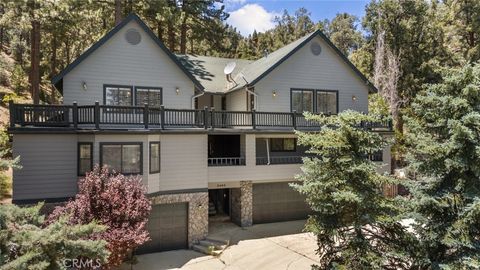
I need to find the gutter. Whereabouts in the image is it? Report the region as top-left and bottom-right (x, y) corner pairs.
(191, 91), (205, 109)
(245, 87), (258, 110)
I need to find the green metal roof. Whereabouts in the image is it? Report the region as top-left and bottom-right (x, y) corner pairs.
(176, 55), (252, 94)
(178, 30), (376, 94)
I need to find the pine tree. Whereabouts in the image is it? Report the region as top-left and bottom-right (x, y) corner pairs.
(293, 111), (418, 269)
(0, 203), (109, 269)
(405, 64), (480, 268)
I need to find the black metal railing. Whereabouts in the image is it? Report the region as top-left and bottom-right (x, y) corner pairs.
(9, 101), (393, 131)
(208, 157), (246, 166)
(256, 156), (303, 165)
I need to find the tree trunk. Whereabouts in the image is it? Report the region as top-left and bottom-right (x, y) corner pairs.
(50, 34), (57, 104)
(65, 39), (70, 65)
(168, 19), (175, 52)
(180, 0), (188, 54)
(0, 27), (3, 53)
(115, 0), (122, 26)
(157, 21), (163, 41)
(30, 20), (40, 105)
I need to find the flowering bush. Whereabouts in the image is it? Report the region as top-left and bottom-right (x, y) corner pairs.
(47, 165), (152, 268)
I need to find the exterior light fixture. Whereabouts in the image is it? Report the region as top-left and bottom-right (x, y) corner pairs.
(175, 87), (180, 95)
(272, 90), (277, 98)
(352, 95), (357, 102)
(82, 81), (88, 90)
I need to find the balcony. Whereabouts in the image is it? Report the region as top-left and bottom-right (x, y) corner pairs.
(256, 156), (303, 165)
(208, 157), (246, 166)
(8, 102), (393, 131)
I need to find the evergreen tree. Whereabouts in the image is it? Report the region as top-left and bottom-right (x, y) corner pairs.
(0, 203), (108, 269)
(405, 64), (480, 268)
(325, 13), (363, 56)
(293, 111), (418, 269)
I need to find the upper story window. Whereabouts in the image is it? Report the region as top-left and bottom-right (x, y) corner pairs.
(316, 90), (338, 115)
(135, 87), (162, 108)
(100, 143), (142, 175)
(291, 89), (314, 113)
(291, 88), (339, 114)
(270, 138), (296, 152)
(78, 142), (93, 176)
(149, 142), (160, 174)
(104, 85), (133, 106)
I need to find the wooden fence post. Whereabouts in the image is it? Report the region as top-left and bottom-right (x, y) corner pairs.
(211, 108), (216, 130)
(204, 106), (209, 129)
(252, 109), (256, 129)
(160, 105), (165, 130)
(73, 102), (78, 129)
(292, 110), (297, 129)
(9, 100), (14, 128)
(143, 103), (149, 129)
(94, 101), (100, 129)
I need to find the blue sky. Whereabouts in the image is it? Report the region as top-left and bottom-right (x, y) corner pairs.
(224, 0), (370, 36)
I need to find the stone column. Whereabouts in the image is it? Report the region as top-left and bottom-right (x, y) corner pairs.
(240, 181), (253, 227)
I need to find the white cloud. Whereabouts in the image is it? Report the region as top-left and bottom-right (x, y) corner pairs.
(225, 0), (247, 4)
(227, 4), (278, 36)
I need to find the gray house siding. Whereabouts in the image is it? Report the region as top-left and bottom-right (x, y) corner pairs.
(254, 36), (369, 113)
(12, 134), (78, 201)
(62, 20), (195, 108)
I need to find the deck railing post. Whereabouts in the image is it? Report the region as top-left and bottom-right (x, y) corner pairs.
(94, 101), (100, 129)
(9, 100), (15, 128)
(292, 110), (297, 129)
(211, 108), (216, 130)
(252, 109), (256, 129)
(160, 105), (165, 130)
(143, 103), (149, 129)
(203, 106), (209, 129)
(73, 102), (78, 129)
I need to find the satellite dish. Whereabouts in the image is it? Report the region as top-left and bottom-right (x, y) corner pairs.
(224, 62), (237, 75)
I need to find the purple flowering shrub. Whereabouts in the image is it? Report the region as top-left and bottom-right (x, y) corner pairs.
(47, 165), (152, 268)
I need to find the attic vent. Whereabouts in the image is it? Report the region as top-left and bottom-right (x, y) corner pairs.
(125, 28), (141, 45)
(310, 42), (322, 56)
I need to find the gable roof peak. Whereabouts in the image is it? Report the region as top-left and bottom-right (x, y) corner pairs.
(51, 13), (203, 91)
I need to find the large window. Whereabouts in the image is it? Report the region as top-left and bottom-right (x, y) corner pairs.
(135, 87), (162, 107)
(149, 142), (160, 174)
(291, 89), (339, 114)
(104, 85), (133, 106)
(78, 143), (93, 176)
(291, 89), (314, 112)
(270, 138), (296, 152)
(100, 143), (142, 175)
(316, 90), (338, 115)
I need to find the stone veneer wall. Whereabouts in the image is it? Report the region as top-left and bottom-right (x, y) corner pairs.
(230, 188), (242, 226)
(239, 181), (253, 227)
(150, 192), (208, 247)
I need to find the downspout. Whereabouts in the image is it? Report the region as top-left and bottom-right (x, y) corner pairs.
(245, 87), (258, 110)
(265, 138), (270, 165)
(191, 91), (205, 109)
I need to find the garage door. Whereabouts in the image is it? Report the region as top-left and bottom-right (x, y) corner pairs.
(136, 203), (188, 254)
(253, 182), (312, 224)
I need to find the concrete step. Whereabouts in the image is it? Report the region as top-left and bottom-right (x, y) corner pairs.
(193, 244), (214, 255)
(205, 237), (229, 246)
(199, 240), (227, 250)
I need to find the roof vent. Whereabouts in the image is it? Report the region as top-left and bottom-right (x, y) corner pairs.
(310, 42), (322, 56)
(125, 28), (141, 45)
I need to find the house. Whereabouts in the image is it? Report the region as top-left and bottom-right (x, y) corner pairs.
(8, 14), (392, 254)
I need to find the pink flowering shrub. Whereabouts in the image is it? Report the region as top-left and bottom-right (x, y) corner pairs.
(47, 165), (152, 268)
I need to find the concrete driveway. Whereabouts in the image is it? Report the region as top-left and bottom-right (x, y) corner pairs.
(121, 220), (319, 270)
